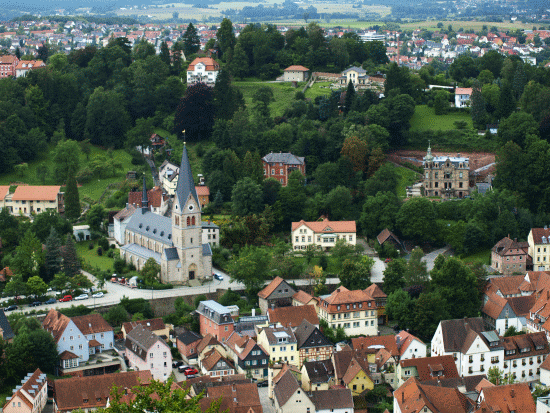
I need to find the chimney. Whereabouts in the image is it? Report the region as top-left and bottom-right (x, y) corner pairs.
(510, 389), (515, 398)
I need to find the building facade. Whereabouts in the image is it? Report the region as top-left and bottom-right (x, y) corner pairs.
(124, 324), (172, 381)
(291, 218), (356, 251)
(455, 87), (472, 108)
(262, 152), (305, 187)
(0, 185), (63, 215)
(258, 276), (297, 314)
(196, 300), (235, 342)
(283, 65), (310, 82)
(423, 145), (470, 198)
(491, 236), (530, 275)
(186, 57), (220, 86)
(3, 369), (47, 413)
(339, 66), (369, 87)
(0, 55), (19, 78)
(15, 60), (45, 77)
(257, 326), (299, 367)
(528, 228), (550, 271)
(120, 147), (213, 285)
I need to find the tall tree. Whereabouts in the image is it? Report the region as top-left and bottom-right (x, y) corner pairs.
(174, 82), (215, 142)
(341, 135), (367, 173)
(216, 18), (236, 60)
(396, 198), (437, 243)
(231, 177), (264, 216)
(344, 80), (355, 114)
(340, 256), (374, 290)
(382, 258), (406, 295)
(213, 68), (244, 121)
(404, 247), (429, 288)
(12, 230), (44, 282)
(226, 245), (272, 294)
(182, 23), (201, 57)
(140, 258), (161, 285)
(62, 234), (80, 277)
(64, 169), (81, 220)
(159, 40), (171, 67)
(44, 228), (62, 281)
(229, 42), (249, 79)
(241, 151), (264, 184)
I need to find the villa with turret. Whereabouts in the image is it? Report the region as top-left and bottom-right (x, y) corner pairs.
(119, 146), (213, 285)
(422, 145), (470, 199)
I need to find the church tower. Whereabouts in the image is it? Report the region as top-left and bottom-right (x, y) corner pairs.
(172, 144), (203, 282)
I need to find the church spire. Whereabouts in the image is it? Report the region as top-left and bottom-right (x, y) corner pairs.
(141, 175), (149, 214)
(175, 142), (199, 209)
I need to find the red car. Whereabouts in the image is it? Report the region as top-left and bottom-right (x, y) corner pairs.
(59, 295), (73, 302)
(183, 367), (199, 376)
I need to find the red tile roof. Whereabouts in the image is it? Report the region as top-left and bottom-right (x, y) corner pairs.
(292, 290), (314, 305)
(122, 318), (166, 335)
(258, 276), (286, 299)
(11, 185), (60, 201)
(71, 313), (113, 335)
(531, 228), (550, 244)
(399, 355), (459, 382)
(3, 369), (46, 411)
(291, 218), (356, 234)
(322, 286), (374, 306)
(476, 383), (535, 413)
(0, 55), (18, 64)
(188, 57), (219, 71)
(284, 65), (309, 71)
(455, 87), (472, 96)
(15, 60), (45, 71)
(195, 186), (210, 196)
(364, 283), (387, 299)
(268, 304), (319, 328)
(128, 187), (164, 208)
(0, 185), (9, 201)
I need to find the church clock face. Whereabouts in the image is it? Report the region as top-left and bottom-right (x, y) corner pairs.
(188, 204), (194, 211)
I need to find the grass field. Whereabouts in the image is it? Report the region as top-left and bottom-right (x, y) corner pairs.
(461, 248), (491, 265)
(410, 105), (473, 131)
(305, 81), (333, 100)
(76, 241), (116, 272)
(235, 81), (306, 117)
(393, 163), (421, 197)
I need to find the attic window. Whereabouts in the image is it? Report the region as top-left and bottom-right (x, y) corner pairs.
(138, 224), (143, 228)
(160, 231), (164, 236)
(146, 226), (150, 231)
(168, 234), (172, 239)
(153, 229), (157, 234)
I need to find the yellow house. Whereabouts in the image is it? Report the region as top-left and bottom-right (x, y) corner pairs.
(257, 326), (300, 367)
(0, 185), (63, 216)
(529, 228), (550, 271)
(332, 347), (374, 396)
(342, 359), (374, 395)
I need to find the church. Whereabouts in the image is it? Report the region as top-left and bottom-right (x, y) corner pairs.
(120, 146), (213, 285)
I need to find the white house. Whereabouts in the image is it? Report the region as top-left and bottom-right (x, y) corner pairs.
(455, 87), (472, 108)
(283, 65), (310, 82)
(501, 332), (549, 383)
(186, 57), (220, 86)
(540, 355), (550, 386)
(273, 369), (315, 413)
(124, 324), (172, 381)
(73, 224), (91, 241)
(291, 218), (356, 251)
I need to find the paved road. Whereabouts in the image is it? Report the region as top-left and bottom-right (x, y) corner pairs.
(258, 387), (275, 413)
(420, 247), (451, 272)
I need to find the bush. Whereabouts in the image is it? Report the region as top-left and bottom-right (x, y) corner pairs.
(113, 258), (126, 274)
(194, 294), (207, 309)
(106, 249), (114, 258)
(88, 243), (94, 250)
(120, 297), (154, 319)
(295, 91), (305, 100)
(219, 289), (240, 307)
(97, 247), (103, 256)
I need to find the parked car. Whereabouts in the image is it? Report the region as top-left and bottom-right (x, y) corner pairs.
(183, 368), (199, 376)
(29, 301), (42, 307)
(213, 272), (224, 281)
(186, 374), (197, 379)
(92, 292), (104, 298)
(59, 295), (73, 302)
(256, 380), (268, 388)
(173, 361), (184, 368)
(5, 305), (17, 311)
(75, 294), (89, 301)
(178, 365), (193, 373)
(45, 298), (56, 305)
(384, 258), (392, 263)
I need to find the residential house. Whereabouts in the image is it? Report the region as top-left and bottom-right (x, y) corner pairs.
(267, 305), (319, 330)
(291, 218), (356, 251)
(431, 317), (504, 377)
(199, 348), (235, 377)
(15, 60), (45, 77)
(455, 87), (472, 108)
(526, 288), (550, 340)
(53, 371), (152, 413)
(0, 55), (18, 78)
(420, 375), (489, 401)
(176, 329), (202, 361)
(352, 331), (426, 361)
(393, 377), (475, 413)
(501, 332), (548, 383)
(158, 161), (211, 207)
(376, 228), (402, 251)
(186, 57), (220, 86)
(258, 276), (297, 314)
(0, 185), (63, 215)
(196, 333), (225, 360)
(397, 355), (459, 387)
(317, 286), (378, 337)
(491, 236), (531, 275)
(273, 369), (315, 413)
(73, 225), (91, 241)
(292, 290), (317, 310)
(196, 300), (235, 342)
(2, 369), (47, 413)
(301, 359), (335, 391)
(199, 382), (263, 413)
(42, 309), (115, 375)
(257, 326), (299, 367)
(538, 395), (550, 413)
(128, 186), (168, 216)
(224, 332), (269, 380)
(283, 65), (310, 82)
(476, 383), (535, 413)
(311, 388), (354, 413)
(294, 319), (333, 368)
(113, 204), (137, 245)
(124, 324), (172, 381)
(364, 283), (388, 325)
(339, 66), (368, 87)
(540, 354), (550, 386)
(482, 290), (535, 335)
(0, 308), (14, 342)
(262, 152), (305, 187)
(332, 346), (374, 395)
(121, 318), (171, 340)
(0, 266), (12, 282)
(423, 145), (470, 199)
(529, 228), (550, 271)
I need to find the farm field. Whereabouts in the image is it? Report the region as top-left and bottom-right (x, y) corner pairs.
(410, 105), (473, 131)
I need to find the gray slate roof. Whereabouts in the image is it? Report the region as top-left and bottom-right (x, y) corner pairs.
(175, 145), (199, 208)
(120, 243), (162, 264)
(342, 66), (367, 74)
(262, 152), (305, 166)
(125, 210), (173, 245)
(202, 243), (212, 256)
(125, 324), (168, 361)
(303, 359), (334, 384)
(311, 389), (353, 410)
(163, 247), (179, 261)
(196, 301), (234, 325)
(0, 309), (14, 340)
(177, 329), (202, 345)
(294, 319), (331, 349)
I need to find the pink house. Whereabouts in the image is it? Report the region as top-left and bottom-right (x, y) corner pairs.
(124, 324), (172, 381)
(3, 369), (48, 413)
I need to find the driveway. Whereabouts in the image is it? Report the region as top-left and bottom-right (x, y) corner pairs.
(420, 247), (451, 272)
(258, 387), (275, 413)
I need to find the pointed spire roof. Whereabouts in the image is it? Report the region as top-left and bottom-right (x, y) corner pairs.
(176, 144), (199, 208)
(141, 175), (149, 214)
(424, 141), (434, 163)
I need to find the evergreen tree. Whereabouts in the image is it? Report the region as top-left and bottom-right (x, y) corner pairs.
(64, 170), (81, 220)
(497, 80), (515, 120)
(182, 23), (200, 57)
(229, 43), (249, 79)
(171, 41), (183, 76)
(174, 82), (215, 142)
(62, 234), (80, 277)
(44, 228), (62, 281)
(15, 47), (21, 59)
(242, 151), (264, 184)
(470, 79), (486, 127)
(512, 64), (527, 100)
(159, 41), (171, 67)
(213, 190), (224, 209)
(216, 18), (236, 60)
(344, 80), (355, 114)
(213, 68), (243, 121)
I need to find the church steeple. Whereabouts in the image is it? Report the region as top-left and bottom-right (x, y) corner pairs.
(175, 143), (199, 210)
(141, 175), (149, 214)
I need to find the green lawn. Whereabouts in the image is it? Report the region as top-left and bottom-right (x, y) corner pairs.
(393, 164), (421, 198)
(76, 241), (116, 273)
(234, 81), (306, 117)
(410, 105), (473, 132)
(461, 249), (491, 265)
(305, 81), (333, 100)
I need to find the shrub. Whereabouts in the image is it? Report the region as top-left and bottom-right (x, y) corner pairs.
(97, 247), (103, 256)
(194, 294), (207, 309)
(88, 243), (94, 250)
(98, 238), (109, 250)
